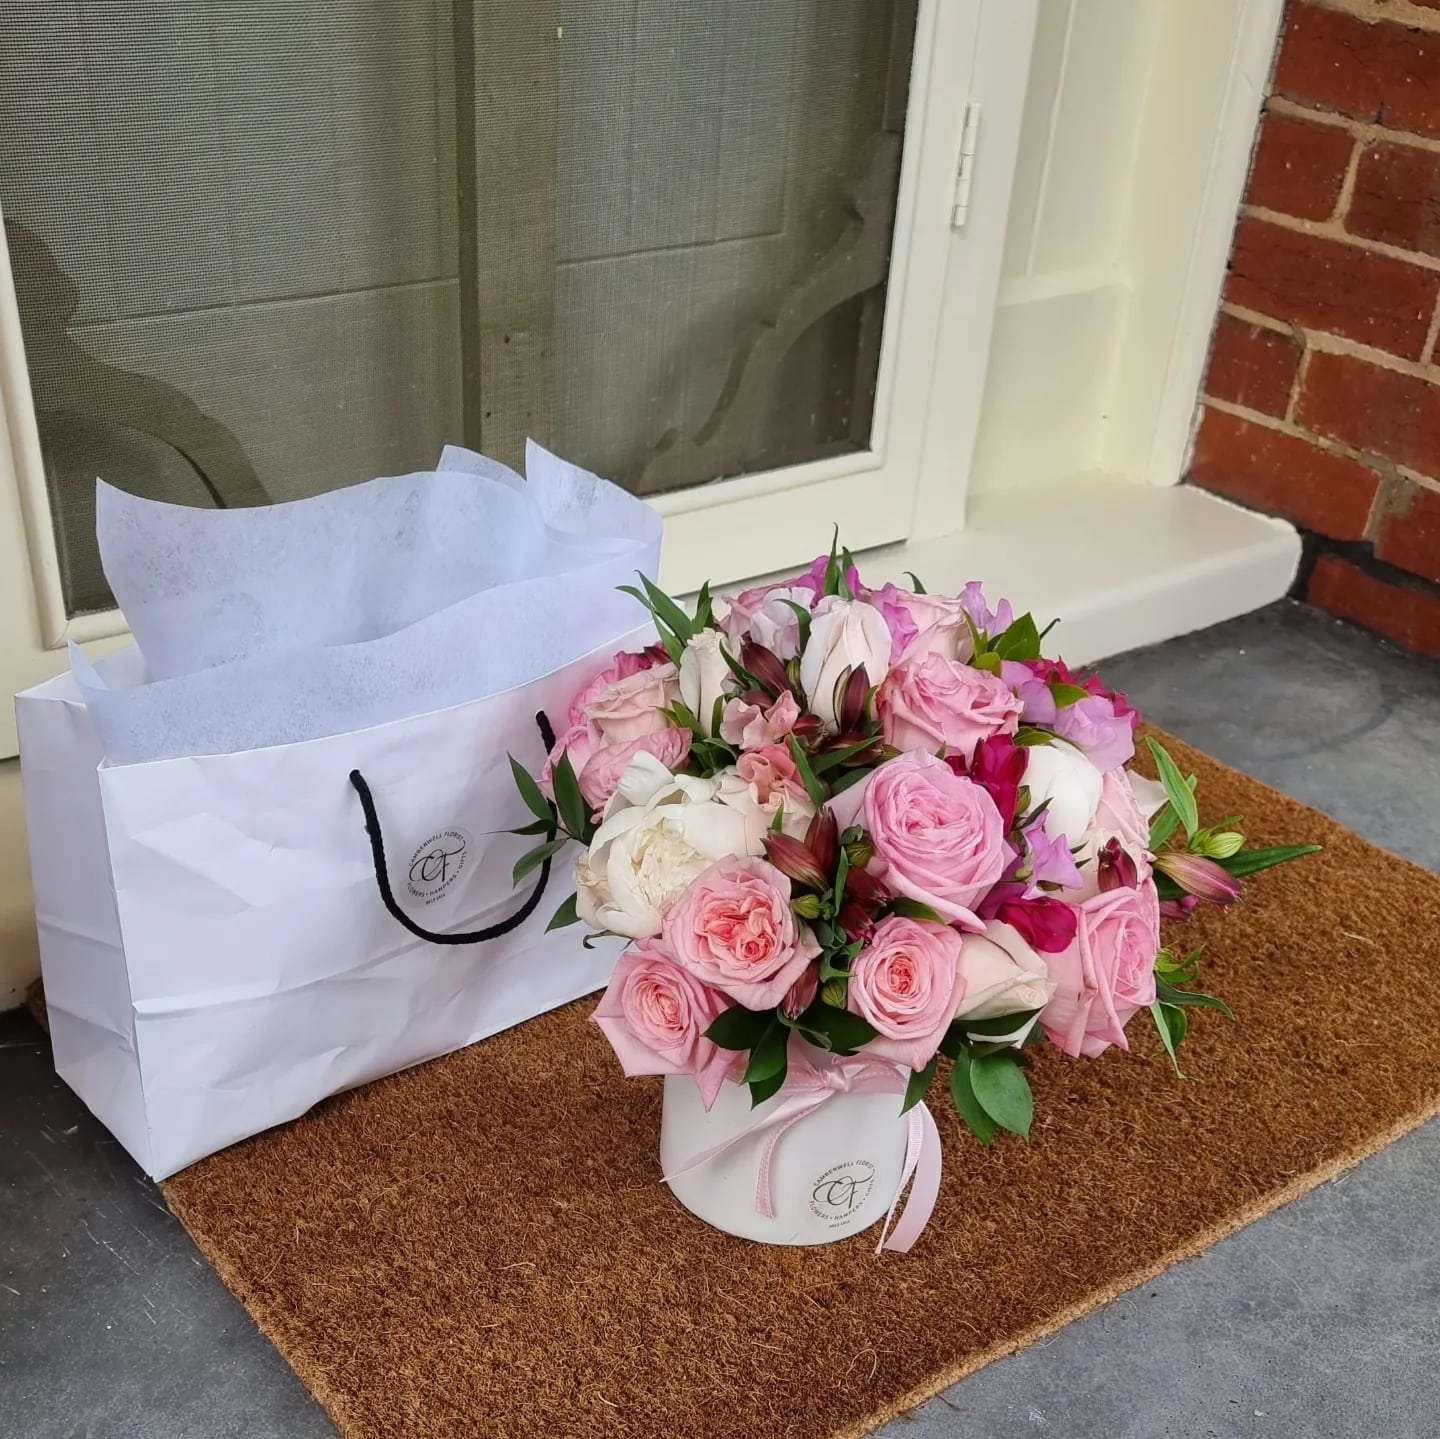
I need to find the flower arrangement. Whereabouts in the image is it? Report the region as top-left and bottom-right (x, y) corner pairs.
(510, 543), (1319, 1145)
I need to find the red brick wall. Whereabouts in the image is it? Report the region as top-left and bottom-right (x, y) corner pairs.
(1190, 0), (1440, 656)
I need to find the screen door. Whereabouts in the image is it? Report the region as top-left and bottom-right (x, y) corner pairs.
(0, 0), (917, 618)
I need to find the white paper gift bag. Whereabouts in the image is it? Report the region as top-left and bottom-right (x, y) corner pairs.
(16, 444), (655, 1179)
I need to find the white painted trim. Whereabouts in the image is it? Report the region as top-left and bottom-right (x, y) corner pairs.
(1107, 0), (1286, 487)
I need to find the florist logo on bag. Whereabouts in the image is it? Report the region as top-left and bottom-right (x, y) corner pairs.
(809, 1160), (875, 1227)
(406, 829), (471, 905)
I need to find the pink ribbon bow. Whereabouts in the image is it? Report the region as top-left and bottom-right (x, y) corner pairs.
(663, 1054), (942, 1254)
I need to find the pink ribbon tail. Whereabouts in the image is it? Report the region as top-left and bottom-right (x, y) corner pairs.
(874, 1101), (942, 1254)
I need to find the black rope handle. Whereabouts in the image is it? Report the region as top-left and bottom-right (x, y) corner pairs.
(349, 711), (559, 946)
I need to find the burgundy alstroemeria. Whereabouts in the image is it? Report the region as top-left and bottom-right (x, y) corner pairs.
(740, 640), (791, 698)
(1154, 851), (1242, 908)
(980, 881), (1078, 954)
(969, 733), (1027, 832)
(763, 832), (829, 892)
(1160, 895), (1201, 922)
(1096, 836), (1140, 892)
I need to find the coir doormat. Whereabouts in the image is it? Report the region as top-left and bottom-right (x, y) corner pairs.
(161, 736), (1440, 1439)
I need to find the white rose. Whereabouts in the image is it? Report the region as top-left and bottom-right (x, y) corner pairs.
(678, 629), (733, 736)
(1022, 741), (1104, 846)
(954, 921), (1057, 1046)
(574, 756), (758, 939)
(798, 598), (893, 732)
(713, 768), (816, 847)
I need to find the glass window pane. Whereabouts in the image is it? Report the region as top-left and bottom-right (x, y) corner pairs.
(0, 0), (915, 618)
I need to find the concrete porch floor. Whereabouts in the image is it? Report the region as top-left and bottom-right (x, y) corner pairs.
(3, 599), (1439, 1438)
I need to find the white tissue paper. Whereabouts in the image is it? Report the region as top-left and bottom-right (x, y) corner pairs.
(74, 441), (662, 763)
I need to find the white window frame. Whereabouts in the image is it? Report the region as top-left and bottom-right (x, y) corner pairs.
(0, 0), (1033, 757)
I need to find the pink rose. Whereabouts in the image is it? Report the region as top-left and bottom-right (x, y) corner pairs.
(581, 662), (680, 743)
(721, 583), (816, 661)
(663, 856), (820, 1010)
(878, 654), (1022, 761)
(719, 689), (800, 749)
(566, 648), (660, 726)
(847, 915), (966, 1068)
(592, 939), (738, 1109)
(575, 728), (693, 813)
(831, 752), (1010, 930)
(539, 720), (598, 801)
(887, 590), (971, 664)
(1040, 879), (1160, 1057)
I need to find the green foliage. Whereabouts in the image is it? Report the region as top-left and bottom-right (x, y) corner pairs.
(786, 736), (829, 808)
(550, 750), (590, 841)
(800, 1004), (878, 1055)
(705, 1005), (774, 1051)
(902, 1055), (939, 1114)
(968, 1050), (1034, 1140)
(949, 1051), (998, 1145)
(509, 755), (553, 826)
(1150, 1001), (1189, 1079)
(511, 836), (567, 887)
(545, 893), (580, 932)
(1145, 736), (1199, 839)
(992, 613), (1042, 661)
(1216, 843), (1323, 878)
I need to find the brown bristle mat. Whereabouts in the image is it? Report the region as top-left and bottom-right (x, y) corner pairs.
(161, 735), (1440, 1439)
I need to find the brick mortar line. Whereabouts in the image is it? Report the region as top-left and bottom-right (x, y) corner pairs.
(1333, 122), (1364, 225)
(1265, 94), (1440, 155)
(1201, 394), (1440, 499)
(1308, 0), (1440, 38)
(1219, 300), (1440, 383)
(1243, 202), (1440, 274)
(1423, 287), (1440, 365)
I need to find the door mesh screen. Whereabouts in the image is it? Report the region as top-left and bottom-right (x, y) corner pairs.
(0, 0), (915, 616)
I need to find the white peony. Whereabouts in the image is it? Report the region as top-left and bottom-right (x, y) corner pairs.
(678, 629), (733, 736)
(573, 752), (759, 939)
(954, 922), (1057, 1046)
(1021, 740), (1104, 846)
(798, 597), (893, 731)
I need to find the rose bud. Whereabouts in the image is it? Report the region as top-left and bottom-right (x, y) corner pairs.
(763, 832), (829, 892)
(1154, 851), (1242, 907)
(741, 640), (790, 698)
(805, 808), (841, 876)
(1096, 836), (1139, 892)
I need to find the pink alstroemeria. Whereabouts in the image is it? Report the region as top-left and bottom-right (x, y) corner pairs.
(1154, 851), (1243, 907)
(979, 881), (1079, 954)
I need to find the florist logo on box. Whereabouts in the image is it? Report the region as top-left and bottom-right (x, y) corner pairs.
(406, 829), (471, 905)
(809, 1160), (875, 1226)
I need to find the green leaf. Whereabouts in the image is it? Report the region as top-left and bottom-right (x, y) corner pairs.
(705, 1005), (775, 1051)
(833, 846), (850, 911)
(969, 1050), (1034, 1139)
(636, 572), (696, 648)
(1149, 802), (1181, 851)
(801, 1005), (877, 1055)
(1014, 726), (1056, 747)
(1155, 977), (1234, 1019)
(779, 599), (813, 656)
(811, 735), (882, 775)
(693, 580), (713, 630)
(551, 750), (589, 841)
(901, 1055), (939, 1114)
(749, 1065), (788, 1107)
(938, 1020), (967, 1061)
(885, 897), (947, 925)
(828, 766), (872, 797)
(949, 1052), (998, 1145)
(1215, 843), (1323, 878)
(1145, 736), (1199, 839)
(744, 1020), (789, 1084)
(1150, 1001), (1189, 1078)
(787, 736), (828, 809)
(546, 893), (580, 931)
(512, 836), (568, 887)
(903, 570), (927, 595)
(617, 586), (684, 664)
(971, 651), (1003, 676)
(509, 755), (554, 825)
(960, 1007), (1041, 1040)
(1049, 682), (1091, 709)
(992, 613), (1041, 661)
(508, 817), (553, 837)
(718, 642), (763, 696)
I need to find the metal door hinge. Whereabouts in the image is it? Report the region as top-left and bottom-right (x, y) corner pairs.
(951, 101), (981, 228)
